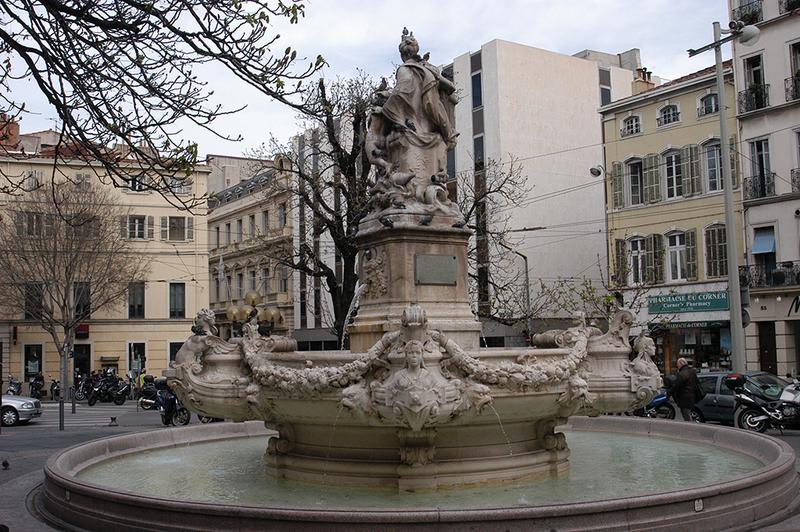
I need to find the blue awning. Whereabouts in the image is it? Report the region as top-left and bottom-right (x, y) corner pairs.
(752, 228), (775, 254)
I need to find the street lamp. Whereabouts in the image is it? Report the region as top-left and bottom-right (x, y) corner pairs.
(688, 20), (760, 372)
(226, 291), (283, 337)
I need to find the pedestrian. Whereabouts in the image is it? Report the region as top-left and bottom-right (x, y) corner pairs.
(671, 357), (700, 421)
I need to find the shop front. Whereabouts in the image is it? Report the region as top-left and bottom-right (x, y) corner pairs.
(746, 289), (800, 376)
(629, 283), (731, 375)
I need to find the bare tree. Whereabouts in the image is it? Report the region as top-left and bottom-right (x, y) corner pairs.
(0, 0), (323, 207)
(456, 157), (535, 329)
(0, 182), (149, 429)
(253, 73), (375, 343)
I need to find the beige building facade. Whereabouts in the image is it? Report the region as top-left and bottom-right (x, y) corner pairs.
(602, 64), (743, 375)
(0, 133), (210, 392)
(729, 0), (800, 376)
(207, 158), (295, 339)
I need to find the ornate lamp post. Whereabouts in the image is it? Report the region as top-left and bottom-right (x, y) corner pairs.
(225, 292), (283, 338)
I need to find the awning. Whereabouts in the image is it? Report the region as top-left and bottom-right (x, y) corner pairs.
(752, 228), (775, 254)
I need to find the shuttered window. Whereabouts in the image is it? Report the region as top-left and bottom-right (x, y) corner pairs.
(611, 161), (624, 209)
(680, 144), (701, 196)
(685, 229), (697, 281)
(614, 239), (627, 286)
(705, 224), (727, 278)
(644, 153), (662, 203)
(644, 234), (664, 284)
(629, 160), (644, 205)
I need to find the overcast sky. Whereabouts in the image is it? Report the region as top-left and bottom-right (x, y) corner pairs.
(17, 0), (731, 158)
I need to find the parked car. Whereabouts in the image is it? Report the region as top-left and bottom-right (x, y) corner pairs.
(691, 371), (789, 425)
(1, 395), (43, 426)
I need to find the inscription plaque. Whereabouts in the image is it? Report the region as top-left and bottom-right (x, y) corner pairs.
(415, 254), (457, 285)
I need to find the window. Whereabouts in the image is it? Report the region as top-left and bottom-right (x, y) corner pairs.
(74, 282), (91, 319)
(262, 210), (269, 233)
(215, 226), (220, 248)
(26, 170), (42, 189)
(750, 139), (771, 177)
(471, 72), (482, 109)
(128, 176), (146, 192)
(237, 219), (243, 242)
(280, 266), (289, 293)
(742, 54), (768, 111)
(629, 238), (646, 285)
(473, 135), (485, 172)
(169, 177), (192, 194)
(249, 270), (257, 292)
(168, 217), (186, 241)
(447, 148), (455, 180)
(24, 344), (42, 380)
(225, 275), (232, 300)
(24, 282), (43, 319)
(753, 226), (776, 285)
(75, 173), (91, 191)
(628, 160), (644, 205)
(214, 278), (220, 303)
(705, 143), (722, 191)
(699, 94), (719, 116)
(169, 283), (185, 319)
(169, 342), (183, 363)
(664, 151), (682, 199)
(128, 215), (146, 239)
(621, 116), (640, 137)
(249, 215), (256, 239)
(667, 232), (687, 281)
(262, 267), (270, 295)
(278, 203), (287, 228)
(599, 68), (612, 106)
(236, 273), (244, 299)
(225, 223), (231, 245)
(657, 105), (679, 126)
(128, 343), (146, 373)
(705, 224), (727, 278)
(128, 282), (145, 319)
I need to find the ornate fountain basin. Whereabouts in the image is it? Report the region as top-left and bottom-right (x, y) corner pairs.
(166, 307), (659, 491)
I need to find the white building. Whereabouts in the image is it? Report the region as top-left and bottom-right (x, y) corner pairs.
(730, 0), (800, 375)
(445, 40), (641, 344)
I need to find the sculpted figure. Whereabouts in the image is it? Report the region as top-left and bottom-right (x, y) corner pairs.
(366, 28), (461, 219)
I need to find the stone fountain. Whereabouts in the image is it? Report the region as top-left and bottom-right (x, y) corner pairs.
(163, 27), (661, 492)
(37, 29), (800, 532)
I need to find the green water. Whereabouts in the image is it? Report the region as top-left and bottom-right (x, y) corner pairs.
(77, 430), (762, 509)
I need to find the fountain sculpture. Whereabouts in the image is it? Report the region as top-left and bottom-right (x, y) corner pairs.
(38, 29), (800, 532)
(164, 28), (661, 491)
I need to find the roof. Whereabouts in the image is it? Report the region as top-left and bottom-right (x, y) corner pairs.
(208, 169), (277, 208)
(641, 60), (732, 94)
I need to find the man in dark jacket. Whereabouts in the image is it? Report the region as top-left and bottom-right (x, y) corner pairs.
(671, 358), (699, 421)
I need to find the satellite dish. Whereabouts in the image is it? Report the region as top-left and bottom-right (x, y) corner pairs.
(739, 25), (760, 47)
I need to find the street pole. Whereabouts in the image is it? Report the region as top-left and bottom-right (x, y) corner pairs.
(714, 21), (746, 373)
(499, 241), (531, 336)
(688, 21), (755, 373)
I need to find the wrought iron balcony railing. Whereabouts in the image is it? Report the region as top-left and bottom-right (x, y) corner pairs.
(792, 168), (800, 193)
(733, 0), (763, 24)
(741, 262), (800, 288)
(743, 172), (776, 200)
(780, 0), (800, 14)
(738, 84), (770, 113)
(697, 104), (718, 118)
(786, 76), (800, 102)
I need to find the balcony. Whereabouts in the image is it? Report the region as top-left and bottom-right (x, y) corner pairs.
(786, 75), (800, 102)
(780, 0), (800, 14)
(733, 0), (763, 24)
(741, 262), (800, 289)
(738, 84), (770, 113)
(743, 172), (776, 200)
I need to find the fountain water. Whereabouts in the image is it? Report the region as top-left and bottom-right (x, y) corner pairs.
(38, 28), (800, 531)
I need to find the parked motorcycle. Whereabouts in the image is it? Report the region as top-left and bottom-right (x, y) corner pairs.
(6, 375), (22, 395)
(725, 373), (800, 433)
(71, 373), (92, 401)
(50, 378), (61, 401)
(629, 389), (676, 419)
(87, 371), (129, 406)
(29, 374), (44, 399)
(154, 378), (190, 426)
(137, 375), (158, 411)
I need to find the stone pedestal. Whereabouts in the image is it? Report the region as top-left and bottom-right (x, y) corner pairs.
(349, 214), (481, 353)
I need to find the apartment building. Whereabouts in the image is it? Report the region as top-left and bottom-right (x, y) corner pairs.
(445, 40), (639, 345)
(0, 126), (210, 388)
(207, 158), (295, 339)
(205, 153), (271, 194)
(602, 63), (742, 375)
(730, 0), (800, 375)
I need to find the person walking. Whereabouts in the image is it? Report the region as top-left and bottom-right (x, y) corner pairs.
(671, 357), (700, 421)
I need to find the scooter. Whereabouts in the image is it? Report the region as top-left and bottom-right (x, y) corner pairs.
(72, 373), (92, 401)
(137, 375), (158, 411)
(725, 373), (800, 433)
(154, 378), (190, 426)
(87, 373), (129, 406)
(630, 390), (676, 419)
(29, 375), (44, 399)
(6, 375), (22, 395)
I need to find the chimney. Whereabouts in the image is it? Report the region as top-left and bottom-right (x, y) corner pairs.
(631, 67), (655, 96)
(0, 113), (20, 149)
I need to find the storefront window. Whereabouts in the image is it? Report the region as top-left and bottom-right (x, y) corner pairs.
(651, 324), (732, 374)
